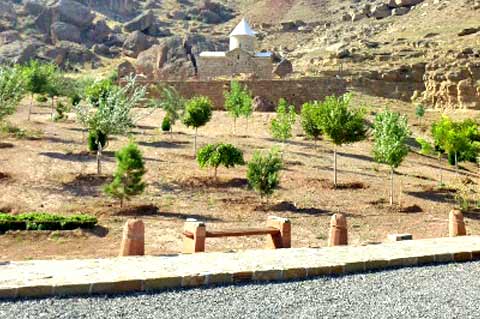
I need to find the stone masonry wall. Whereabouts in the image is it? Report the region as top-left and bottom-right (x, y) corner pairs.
(146, 77), (347, 110)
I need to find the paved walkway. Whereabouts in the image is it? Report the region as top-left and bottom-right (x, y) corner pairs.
(1, 236), (480, 299)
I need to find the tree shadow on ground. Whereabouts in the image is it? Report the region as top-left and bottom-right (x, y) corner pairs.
(114, 204), (222, 221)
(463, 210), (480, 221)
(406, 189), (456, 203)
(338, 152), (374, 163)
(138, 141), (188, 149)
(40, 151), (116, 163)
(260, 201), (354, 217)
(0, 142), (14, 149)
(173, 176), (248, 190)
(314, 165), (377, 178)
(61, 174), (112, 197)
(40, 136), (81, 145)
(83, 225), (109, 237)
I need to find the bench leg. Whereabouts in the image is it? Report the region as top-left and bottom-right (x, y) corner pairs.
(266, 216), (291, 249)
(183, 219), (206, 254)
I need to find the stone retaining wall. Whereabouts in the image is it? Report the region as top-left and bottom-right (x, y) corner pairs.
(144, 77), (348, 110)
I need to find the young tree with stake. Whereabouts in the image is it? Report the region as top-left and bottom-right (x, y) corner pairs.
(317, 94), (367, 187)
(182, 96), (212, 155)
(247, 148), (283, 203)
(301, 101), (323, 145)
(151, 86), (186, 138)
(372, 110), (410, 206)
(270, 98), (296, 150)
(224, 81), (252, 135)
(22, 61), (53, 121)
(0, 65), (25, 124)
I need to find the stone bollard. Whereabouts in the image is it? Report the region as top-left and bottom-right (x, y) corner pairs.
(183, 219), (207, 254)
(449, 210), (467, 237)
(266, 216), (291, 249)
(119, 219), (145, 256)
(328, 213), (348, 247)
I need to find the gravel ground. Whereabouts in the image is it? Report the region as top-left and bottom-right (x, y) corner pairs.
(2, 262), (480, 319)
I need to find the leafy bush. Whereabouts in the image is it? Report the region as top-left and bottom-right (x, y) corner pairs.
(104, 142), (146, 207)
(85, 78), (114, 108)
(247, 148), (283, 200)
(53, 101), (68, 122)
(416, 137), (433, 155)
(87, 130), (107, 152)
(197, 143), (245, 178)
(270, 98), (296, 143)
(162, 115), (172, 132)
(182, 96), (213, 154)
(22, 61), (56, 120)
(432, 116), (480, 168)
(36, 95), (48, 103)
(301, 101), (322, 142)
(0, 65), (25, 122)
(0, 213), (97, 233)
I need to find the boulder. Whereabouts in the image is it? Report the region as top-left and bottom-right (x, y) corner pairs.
(168, 10), (187, 20)
(392, 7), (410, 15)
(44, 41), (97, 67)
(252, 96), (276, 112)
(273, 59), (293, 78)
(92, 44), (119, 57)
(57, 0), (95, 29)
(0, 30), (21, 45)
(24, 1), (46, 16)
(123, 31), (156, 58)
(51, 22), (81, 44)
(371, 4), (391, 19)
(0, 2), (17, 30)
(76, 0), (137, 17)
(118, 60), (136, 79)
(395, 0), (424, 6)
(0, 41), (36, 64)
(124, 10), (154, 32)
(104, 34), (126, 47)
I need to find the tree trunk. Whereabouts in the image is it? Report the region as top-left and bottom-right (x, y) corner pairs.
(120, 197), (123, 209)
(390, 166), (394, 206)
(439, 154), (443, 185)
(194, 127), (198, 155)
(28, 94), (33, 121)
(233, 117), (236, 136)
(170, 127), (173, 140)
(50, 96), (55, 120)
(455, 151), (458, 175)
(333, 146), (338, 188)
(97, 141), (102, 175)
(214, 166), (218, 180)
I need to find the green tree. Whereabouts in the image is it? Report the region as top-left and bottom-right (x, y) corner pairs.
(197, 143), (245, 179)
(247, 148), (283, 202)
(270, 98), (296, 147)
(415, 104), (425, 126)
(22, 61), (53, 121)
(104, 142), (146, 208)
(300, 101), (323, 144)
(317, 94), (367, 187)
(372, 110), (410, 206)
(151, 86), (185, 137)
(85, 78), (114, 108)
(74, 76), (146, 174)
(182, 96), (213, 155)
(0, 65), (25, 123)
(224, 81), (252, 135)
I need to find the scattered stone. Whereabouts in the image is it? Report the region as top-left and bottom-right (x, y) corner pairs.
(392, 7), (410, 15)
(0, 30), (20, 45)
(458, 27), (480, 36)
(124, 10), (154, 33)
(51, 22), (81, 44)
(123, 31), (156, 58)
(57, 0), (94, 29)
(0, 41), (36, 64)
(371, 4), (391, 19)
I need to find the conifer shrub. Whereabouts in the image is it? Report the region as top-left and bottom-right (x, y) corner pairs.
(0, 213), (97, 232)
(162, 115), (172, 132)
(87, 130), (107, 152)
(104, 142), (146, 207)
(247, 148), (283, 201)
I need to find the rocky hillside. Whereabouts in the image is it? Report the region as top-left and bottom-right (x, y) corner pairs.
(0, 0), (479, 108)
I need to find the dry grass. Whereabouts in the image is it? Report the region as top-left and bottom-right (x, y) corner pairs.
(0, 94), (479, 261)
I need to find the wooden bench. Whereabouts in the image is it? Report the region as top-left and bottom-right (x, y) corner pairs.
(182, 216), (291, 253)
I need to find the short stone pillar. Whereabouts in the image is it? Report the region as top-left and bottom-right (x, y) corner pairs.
(328, 213), (348, 247)
(183, 218), (207, 254)
(266, 216), (291, 249)
(119, 219), (145, 256)
(449, 210), (467, 237)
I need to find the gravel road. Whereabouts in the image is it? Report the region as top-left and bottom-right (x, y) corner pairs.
(1, 262), (480, 319)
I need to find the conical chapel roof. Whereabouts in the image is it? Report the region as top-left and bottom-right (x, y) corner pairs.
(229, 18), (256, 37)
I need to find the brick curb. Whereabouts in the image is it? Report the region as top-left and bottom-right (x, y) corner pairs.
(1, 237), (480, 299)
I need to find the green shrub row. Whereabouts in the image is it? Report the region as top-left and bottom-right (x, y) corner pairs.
(0, 213), (97, 232)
